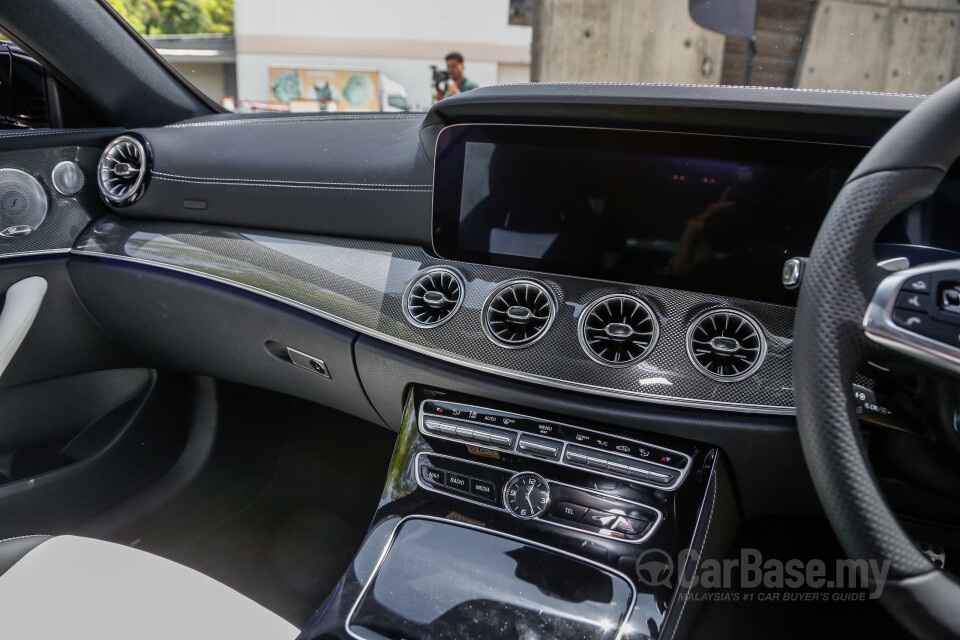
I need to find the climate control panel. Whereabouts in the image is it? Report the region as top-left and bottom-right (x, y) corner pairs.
(418, 399), (691, 490)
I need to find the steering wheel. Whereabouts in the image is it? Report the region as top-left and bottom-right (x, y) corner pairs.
(794, 78), (960, 639)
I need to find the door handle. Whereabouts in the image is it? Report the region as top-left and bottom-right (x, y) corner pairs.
(0, 276), (47, 379)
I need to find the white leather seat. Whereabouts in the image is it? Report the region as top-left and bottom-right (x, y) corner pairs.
(0, 535), (299, 640)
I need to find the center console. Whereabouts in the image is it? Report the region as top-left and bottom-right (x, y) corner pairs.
(298, 388), (734, 640)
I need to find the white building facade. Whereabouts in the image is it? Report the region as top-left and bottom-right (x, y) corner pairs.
(233, 0), (532, 111)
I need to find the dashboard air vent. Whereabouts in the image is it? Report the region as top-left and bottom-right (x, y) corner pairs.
(686, 309), (766, 382)
(483, 280), (556, 348)
(403, 268), (464, 327)
(578, 295), (659, 367)
(98, 135), (149, 206)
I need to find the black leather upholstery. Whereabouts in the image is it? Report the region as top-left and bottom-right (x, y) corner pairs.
(0, 535), (50, 578)
(114, 113), (435, 245)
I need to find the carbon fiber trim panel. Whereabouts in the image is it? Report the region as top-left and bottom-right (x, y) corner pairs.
(0, 146), (102, 258)
(73, 216), (797, 413)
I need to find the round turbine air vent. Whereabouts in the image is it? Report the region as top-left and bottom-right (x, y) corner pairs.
(483, 280), (556, 348)
(403, 268), (464, 327)
(686, 309), (767, 382)
(98, 135), (149, 206)
(578, 294), (659, 367)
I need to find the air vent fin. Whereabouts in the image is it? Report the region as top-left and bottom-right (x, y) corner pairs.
(403, 268), (464, 327)
(98, 135), (149, 206)
(686, 309), (766, 382)
(483, 280), (556, 348)
(579, 295), (658, 366)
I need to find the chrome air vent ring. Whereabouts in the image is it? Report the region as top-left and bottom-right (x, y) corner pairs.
(98, 134), (150, 207)
(686, 308), (767, 382)
(403, 267), (465, 328)
(578, 294), (659, 367)
(482, 279), (557, 349)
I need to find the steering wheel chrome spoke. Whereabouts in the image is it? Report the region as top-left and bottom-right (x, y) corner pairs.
(863, 259), (960, 375)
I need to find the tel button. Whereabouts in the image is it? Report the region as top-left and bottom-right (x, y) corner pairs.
(893, 310), (930, 333)
(553, 501), (588, 522)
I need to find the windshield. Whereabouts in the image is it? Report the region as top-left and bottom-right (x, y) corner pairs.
(107, 0), (946, 113)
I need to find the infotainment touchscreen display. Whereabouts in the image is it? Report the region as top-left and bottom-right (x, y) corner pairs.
(432, 124), (866, 305)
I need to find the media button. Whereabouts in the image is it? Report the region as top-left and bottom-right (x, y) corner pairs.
(469, 479), (496, 501)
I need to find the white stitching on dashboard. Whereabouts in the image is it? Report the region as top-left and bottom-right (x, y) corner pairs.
(672, 468), (718, 635)
(153, 175), (431, 192)
(0, 535), (53, 544)
(152, 171), (430, 188)
(165, 114), (424, 128)
(484, 82), (929, 98)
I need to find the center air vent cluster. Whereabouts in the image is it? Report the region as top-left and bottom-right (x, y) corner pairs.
(578, 295), (659, 367)
(97, 135), (149, 207)
(686, 309), (766, 382)
(403, 268), (464, 327)
(483, 280), (556, 348)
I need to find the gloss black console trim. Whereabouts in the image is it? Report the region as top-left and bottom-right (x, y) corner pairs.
(343, 514), (639, 640)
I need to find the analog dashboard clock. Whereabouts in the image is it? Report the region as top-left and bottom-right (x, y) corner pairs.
(502, 472), (550, 519)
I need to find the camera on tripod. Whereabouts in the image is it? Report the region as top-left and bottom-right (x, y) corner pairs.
(430, 65), (450, 95)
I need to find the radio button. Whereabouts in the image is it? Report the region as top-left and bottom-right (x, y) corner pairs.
(445, 473), (470, 492)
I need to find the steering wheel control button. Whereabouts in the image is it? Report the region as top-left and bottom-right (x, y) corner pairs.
(893, 310), (931, 332)
(554, 501), (589, 522)
(903, 275), (931, 293)
(895, 291), (929, 312)
(942, 286), (960, 314)
(517, 434), (561, 459)
(469, 479), (496, 501)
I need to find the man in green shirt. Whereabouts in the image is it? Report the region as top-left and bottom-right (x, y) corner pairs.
(440, 51), (480, 99)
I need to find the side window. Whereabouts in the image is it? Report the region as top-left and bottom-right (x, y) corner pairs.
(0, 42), (50, 129)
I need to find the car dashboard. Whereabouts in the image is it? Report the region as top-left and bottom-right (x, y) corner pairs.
(4, 83), (958, 640)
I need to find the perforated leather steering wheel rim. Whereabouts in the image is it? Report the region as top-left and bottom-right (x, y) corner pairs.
(794, 78), (960, 639)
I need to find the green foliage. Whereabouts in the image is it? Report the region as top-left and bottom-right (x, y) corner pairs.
(107, 0), (233, 35)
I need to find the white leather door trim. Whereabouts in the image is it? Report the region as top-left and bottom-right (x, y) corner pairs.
(0, 276), (47, 379)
